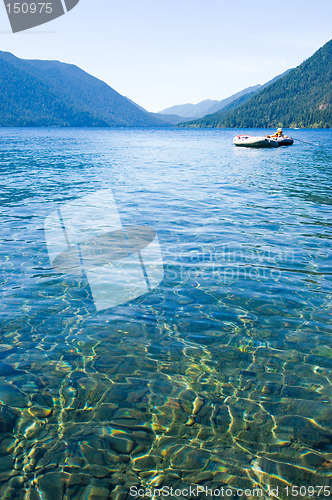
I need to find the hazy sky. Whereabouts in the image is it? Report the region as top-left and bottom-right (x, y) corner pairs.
(0, 0), (331, 111)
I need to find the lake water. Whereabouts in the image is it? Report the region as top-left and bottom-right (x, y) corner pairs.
(0, 128), (331, 499)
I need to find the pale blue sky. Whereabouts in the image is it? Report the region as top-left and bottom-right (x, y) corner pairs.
(0, 0), (331, 111)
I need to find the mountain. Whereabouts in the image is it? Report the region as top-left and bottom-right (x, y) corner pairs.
(159, 99), (219, 119)
(0, 51), (172, 127)
(123, 97), (184, 125)
(201, 85), (262, 116)
(149, 112), (187, 125)
(180, 70), (292, 128)
(159, 86), (261, 119)
(181, 40), (331, 129)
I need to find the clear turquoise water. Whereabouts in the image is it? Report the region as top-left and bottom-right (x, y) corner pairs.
(0, 128), (331, 499)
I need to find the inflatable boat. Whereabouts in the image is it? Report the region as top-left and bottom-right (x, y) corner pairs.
(233, 135), (279, 148)
(275, 137), (293, 146)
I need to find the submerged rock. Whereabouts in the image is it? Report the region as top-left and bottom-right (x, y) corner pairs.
(0, 383), (27, 408)
(84, 465), (110, 479)
(36, 472), (65, 500)
(133, 455), (160, 472)
(0, 405), (18, 433)
(276, 415), (332, 452)
(108, 434), (135, 455)
(81, 484), (110, 500)
(171, 446), (211, 470)
(0, 454), (14, 473)
(0, 363), (23, 377)
(29, 407), (52, 418)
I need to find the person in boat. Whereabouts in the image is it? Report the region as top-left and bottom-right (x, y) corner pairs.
(266, 128), (288, 139)
(274, 128), (283, 137)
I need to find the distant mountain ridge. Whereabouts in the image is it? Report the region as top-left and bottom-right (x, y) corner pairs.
(159, 99), (219, 119)
(1, 41), (330, 129)
(181, 40), (331, 129)
(180, 69), (292, 127)
(160, 85), (261, 119)
(0, 51), (173, 127)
